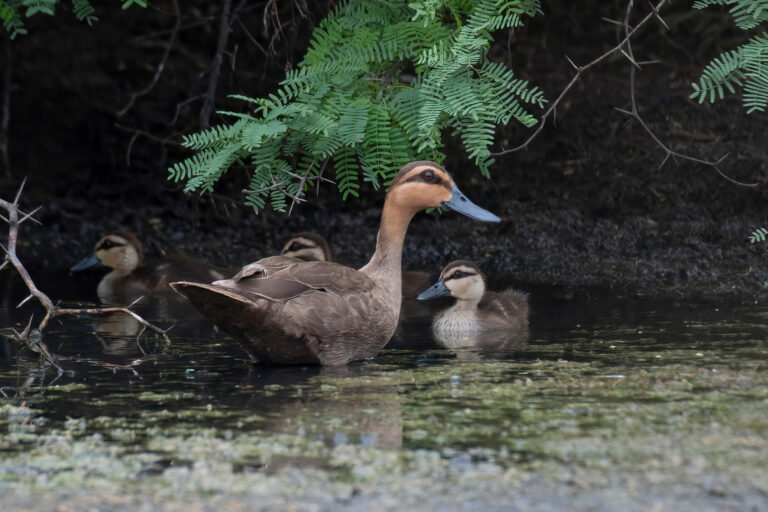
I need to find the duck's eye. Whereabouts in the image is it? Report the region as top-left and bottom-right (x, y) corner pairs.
(99, 240), (115, 250)
(289, 242), (303, 252)
(451, 271), (464, 279)
(421, 170), (435, 181)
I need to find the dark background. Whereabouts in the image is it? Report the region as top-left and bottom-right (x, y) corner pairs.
(1, 0), (766, 300)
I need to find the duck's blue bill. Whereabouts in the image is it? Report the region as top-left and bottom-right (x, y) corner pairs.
(417, 280), (451, 301)
(71, 254), (101, 271)
(441, 185), (501, 222)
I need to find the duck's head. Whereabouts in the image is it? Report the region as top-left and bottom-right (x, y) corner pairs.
(71, 231), (144, 275)
(282, 232), (332, 262)
(417, 260), (486, 302)
(386, 161), (501, 222)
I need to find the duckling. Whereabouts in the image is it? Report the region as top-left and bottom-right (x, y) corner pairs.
(72, 231), (226, 301)
(281, 232), (430, 300)
(281, 232), (332, 262)
(171, 160), (501, 366)
(418, 260), (528, 349)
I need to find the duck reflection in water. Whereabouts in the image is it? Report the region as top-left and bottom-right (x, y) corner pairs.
(238, 365), (403, 452)
(418, 260), (529, 353)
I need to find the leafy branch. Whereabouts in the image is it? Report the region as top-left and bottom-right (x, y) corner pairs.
(690, 0), (768, 113)
(0, 0), (148, 39)
(169, 0), (547, 213)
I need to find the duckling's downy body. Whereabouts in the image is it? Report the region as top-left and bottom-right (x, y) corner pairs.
(419, 260), (528, 349)
(172, 161), (501, 366)
(72, 231), (225, 301)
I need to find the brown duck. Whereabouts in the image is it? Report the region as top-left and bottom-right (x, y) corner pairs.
(171, 161), (500, 366)
(418, 260), (529, 349)
(72, 231), (225, 301)
(280, 232), (430, 300)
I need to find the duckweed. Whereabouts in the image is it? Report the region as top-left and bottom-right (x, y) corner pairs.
(1, 294), (768, 509)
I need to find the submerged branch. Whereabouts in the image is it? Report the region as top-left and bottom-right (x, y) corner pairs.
(0, 181), (172, 371)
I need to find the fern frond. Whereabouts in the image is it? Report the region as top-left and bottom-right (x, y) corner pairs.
(72, 0), (96, 24)
(749, 226), (768, 243)
(334, 145), (360, 200)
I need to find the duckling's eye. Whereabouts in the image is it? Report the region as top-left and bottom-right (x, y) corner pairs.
(451, 271), (464, 279)
(421, 170), (435, 182)
(289, 242), (303, 252)
(99, 240), (115, 250)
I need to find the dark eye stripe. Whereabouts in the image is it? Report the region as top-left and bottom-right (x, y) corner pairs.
(97, 240), (125, 250)
(448, 270), (475, 280)
(402, 173), (446, 186)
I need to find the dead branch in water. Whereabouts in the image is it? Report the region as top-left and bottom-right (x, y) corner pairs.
(0, 179), (172, 372)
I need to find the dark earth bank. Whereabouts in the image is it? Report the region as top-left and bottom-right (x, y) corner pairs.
(1, 1), (767, 301)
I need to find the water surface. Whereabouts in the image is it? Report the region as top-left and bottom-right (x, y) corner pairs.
(1, 276), (766, 511)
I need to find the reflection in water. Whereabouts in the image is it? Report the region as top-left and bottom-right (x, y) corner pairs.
(238, 366), (403, 451)
(433, 326), (529, 361)
(2, 273), (768, 509)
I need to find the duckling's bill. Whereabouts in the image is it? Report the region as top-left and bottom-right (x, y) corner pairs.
(441, 185), (501, 222)
(418, 280), (450, 300)
(71, 253), (102, 271)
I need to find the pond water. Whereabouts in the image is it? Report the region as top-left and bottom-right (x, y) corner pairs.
(0, 274), (767, 511)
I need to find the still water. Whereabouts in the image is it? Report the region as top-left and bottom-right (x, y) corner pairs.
(0, 275), (767, 511)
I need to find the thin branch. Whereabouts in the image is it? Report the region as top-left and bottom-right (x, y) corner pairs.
(54, 300), (171, 344)
(493, 0), (756, 187)
(0, 182), (172, 372)
(117, 0), (182, 117)
(200, 0), (235, 127)
(493, 0), (668, 156)
(618, 1), (757, 187)
(234, 16), (269, 56)
(114, 123), (182, 167)
(168, 94), (206, 126)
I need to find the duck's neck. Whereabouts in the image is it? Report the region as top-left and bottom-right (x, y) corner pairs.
(361, 202), (415, 296)
(451, 297), (482, 312)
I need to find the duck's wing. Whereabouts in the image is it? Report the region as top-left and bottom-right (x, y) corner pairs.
(169, 258), (384, 365)
(171, 258), (375, 304)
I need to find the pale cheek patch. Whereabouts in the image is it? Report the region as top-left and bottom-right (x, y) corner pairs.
(285, 247), (327, 262)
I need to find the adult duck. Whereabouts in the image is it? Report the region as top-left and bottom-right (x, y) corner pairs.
(171, 161), (500, 365)
(72, 231), (225, 301)
(418, 260), (528, 349)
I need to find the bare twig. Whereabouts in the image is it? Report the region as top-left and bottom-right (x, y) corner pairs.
(0, 181), (172, 371)
(493, 0), (756, 187)
(493, 0), (669, 156)
(117, 0), (182, 117)
(201, 0), (235, 127)
(234, 16), (269, 56)
(169, 94), (206, 126)
(241, 163), (334, 215)
(617, 1), (756, 187)
(114, 123), (182, 166)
